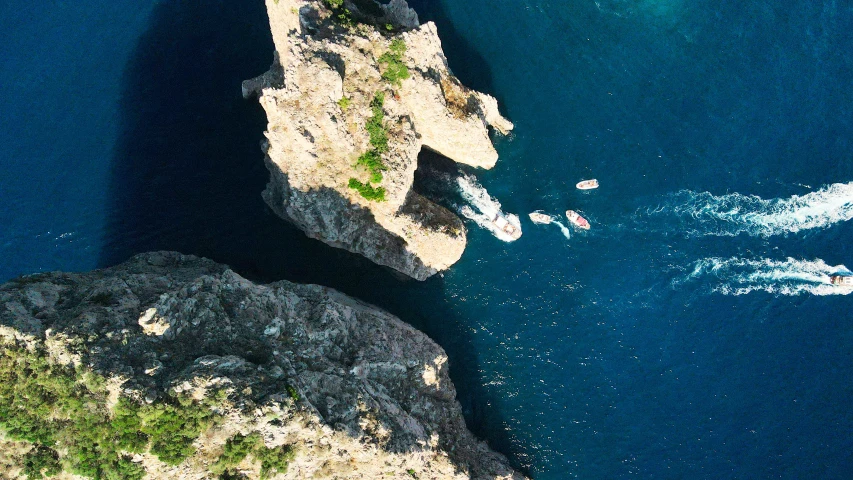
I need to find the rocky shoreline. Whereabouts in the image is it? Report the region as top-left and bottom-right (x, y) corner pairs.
(0, 252), (524, 479)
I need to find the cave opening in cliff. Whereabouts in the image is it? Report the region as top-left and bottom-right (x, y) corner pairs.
(403, 147), (470, 236)
(411, 148), (464, 207)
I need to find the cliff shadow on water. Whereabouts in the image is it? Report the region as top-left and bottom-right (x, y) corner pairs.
(99, 0), (522, 470)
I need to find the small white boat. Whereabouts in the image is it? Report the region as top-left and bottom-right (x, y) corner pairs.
(491, 213), (522, 240)
(576, 179), (599, 190)
(565, 210), (590, 230)
(528, 212), (553, 225)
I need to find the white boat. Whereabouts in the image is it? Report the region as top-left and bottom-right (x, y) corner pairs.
(491, 213), (522, 240)
(576, 179), (599, 190)
(830, 273), (853, 287)
(565, 210), (590, 230)
(528, 212), (553, 224)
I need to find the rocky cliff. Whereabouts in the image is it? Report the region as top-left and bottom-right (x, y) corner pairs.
(0, 252), (524, 479)
(243, 0), (513, 280)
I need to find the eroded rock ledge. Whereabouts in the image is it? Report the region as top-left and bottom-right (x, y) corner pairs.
(0, 252), (524, 479)
(243, 0), (513, 280)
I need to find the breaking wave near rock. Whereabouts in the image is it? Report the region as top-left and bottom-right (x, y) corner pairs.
(455, 174), (521, 242)
(644, 182), (853, 237)
(678, 257), (851, 296)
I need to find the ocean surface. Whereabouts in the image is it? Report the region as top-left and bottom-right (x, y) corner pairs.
(2, 0), (852, 478)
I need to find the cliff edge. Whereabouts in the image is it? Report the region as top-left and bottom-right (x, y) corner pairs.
(243, 0), (513, 280)
(0, 252), (524, 479)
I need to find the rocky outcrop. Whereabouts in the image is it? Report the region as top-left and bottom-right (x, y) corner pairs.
(0, 252), (524, 479)
(243, 0), (512, 280)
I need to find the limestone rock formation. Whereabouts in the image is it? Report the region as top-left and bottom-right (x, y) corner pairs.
(243, 0), (513, 280)
(0, 252), (525, 479)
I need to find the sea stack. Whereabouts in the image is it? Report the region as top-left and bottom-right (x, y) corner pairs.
(243, 0), (513, 280)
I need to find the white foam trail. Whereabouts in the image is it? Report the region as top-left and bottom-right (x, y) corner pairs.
(644, 182), (853, 237)
(553, 220), (572, 239)
(455, 174), (521, 242)
(679, 257), (852, 296)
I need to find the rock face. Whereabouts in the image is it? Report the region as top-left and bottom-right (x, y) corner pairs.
(243, 0), (513, 280)
(0, 252), (524, 479)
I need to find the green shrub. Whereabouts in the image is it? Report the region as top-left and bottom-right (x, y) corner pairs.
(22, 446), (61, 479)
(366, 92), (388, 152)
(349, 178), (387, 202)
(138, 401), (216, 465)
(357, 150), (386, 183)
(212, 433), (262, 474)
(0, 344), (219, 478)
(256, 444), (296, 480)
(378, 40), (409, 86)
(348, 92), (389, 200)
(112, 399), (149, 453)
(212, 433), (296, 480)
(322, 0), (354, 27)
(286, 385), (300, 403)
(107, 456), (146, 480)
(337, 95), (351, 110)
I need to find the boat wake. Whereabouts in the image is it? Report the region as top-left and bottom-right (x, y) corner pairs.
(676, 257), (851, 296)
(456, 174), (521, 242)
(553, 220), (572, 240)
(642, 182), (853, 237)
(529, 211), (572, 240)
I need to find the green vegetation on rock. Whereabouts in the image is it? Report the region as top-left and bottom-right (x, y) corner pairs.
(378, 39), (409, 86)
(0, 344), (220, 479)
(350, 92), (389, 201)
(212, 433), (261, 475)
(365, 92), (389, 153)
(349, 178), (387, 202)
(322, 0), (355, 27)
(256, 443), (297, 480)
(212, 433), (295, 480)
(337, 95), (351, 111)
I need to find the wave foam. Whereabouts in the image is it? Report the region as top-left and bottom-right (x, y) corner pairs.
(644, 182), (853, 237)
(678, 257), (851, 296)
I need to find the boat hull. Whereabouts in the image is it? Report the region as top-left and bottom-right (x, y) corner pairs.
(529, 212), (553, 225)
(565, 210), (590, 230)
(576, 179), (599, 190)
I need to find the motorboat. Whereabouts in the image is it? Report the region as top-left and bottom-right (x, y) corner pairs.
(565, 210), (590, 230)
(528, 212), (553, 224)
(576, 179), (599, 190)
(492, 213), (522, 240)
(829, 273), (853, 287)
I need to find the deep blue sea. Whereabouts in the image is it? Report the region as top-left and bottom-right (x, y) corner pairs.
(2, 0), (852, 478)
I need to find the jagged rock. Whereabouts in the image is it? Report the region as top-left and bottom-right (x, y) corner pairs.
(244, 0), (513, 280)
(0, 252), (525, 479)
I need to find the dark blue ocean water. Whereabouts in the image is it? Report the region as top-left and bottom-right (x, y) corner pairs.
(2, 0), (852, 478)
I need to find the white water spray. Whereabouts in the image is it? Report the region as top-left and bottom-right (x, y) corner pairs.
(678, 257), (851, 296)
(455, 174), (521, 242)
(644, 182), (853, 237)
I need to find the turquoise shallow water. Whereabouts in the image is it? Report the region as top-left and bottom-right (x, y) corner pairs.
(2, 0), (853, 478)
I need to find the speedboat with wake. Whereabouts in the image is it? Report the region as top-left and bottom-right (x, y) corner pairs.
(830, 272), (853, 287)
(576, 179), (599, 190)
(491, 213), (522, 240)
(529, 211), (553, 224)
(565, 210), (590, 230)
